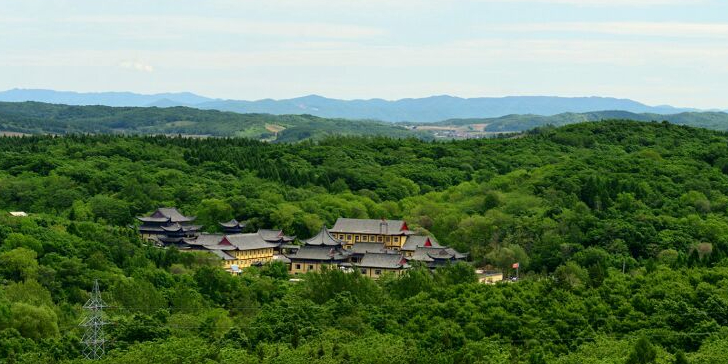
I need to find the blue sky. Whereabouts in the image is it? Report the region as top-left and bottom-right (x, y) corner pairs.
(1, 0), (727, 108)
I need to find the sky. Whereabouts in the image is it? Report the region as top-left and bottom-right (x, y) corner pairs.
(1, 0), (727, 108)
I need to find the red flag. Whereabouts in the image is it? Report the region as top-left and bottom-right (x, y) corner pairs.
(512, 262), (519, 269)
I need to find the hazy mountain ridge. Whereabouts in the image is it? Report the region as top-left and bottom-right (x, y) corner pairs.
(0, 89), (706, 122)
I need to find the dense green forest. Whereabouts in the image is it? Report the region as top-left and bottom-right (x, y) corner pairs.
(0, 120), (727, 363)
(0, 102), (423, 141)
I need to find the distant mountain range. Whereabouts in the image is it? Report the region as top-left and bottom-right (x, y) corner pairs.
(0, 89), (711, 123)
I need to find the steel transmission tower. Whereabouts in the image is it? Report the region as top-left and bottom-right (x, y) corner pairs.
(81, 279), (107, 360)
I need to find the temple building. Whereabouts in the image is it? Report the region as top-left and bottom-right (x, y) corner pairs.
(409, 247), (468, 269)
(329, 218), (415, 249)
(349, 242), (387, 263)
(184, 233), (278, 273)
(137, 208), (201, 243)
(286, 226), (352, 275)
(356, 251), (409, 278)
(327, 217), (468, 268)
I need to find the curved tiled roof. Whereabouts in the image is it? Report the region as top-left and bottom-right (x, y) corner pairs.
(286, 245), (350, 261)
(225, 233), (279, 250)
(137, 207), (196, 223)
(350, 242), (386, 254)
(409, 247), (467, 262)
(219, 219), (246, 228)
(303, 226), (344, 247)
(401, 235), (442, 251)
(257, 229), (295, 243)
(358, 252), (409, 269)
(154, 207), (195, 222)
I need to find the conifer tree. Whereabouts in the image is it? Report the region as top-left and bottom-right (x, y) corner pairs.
(626, 337), (657, 364)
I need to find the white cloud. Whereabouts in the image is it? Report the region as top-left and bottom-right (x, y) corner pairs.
(6, 37), (727, 70)
(119, 60), (154, 72)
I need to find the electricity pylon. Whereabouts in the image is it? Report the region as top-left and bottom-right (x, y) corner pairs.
(81, 279), (107, 360)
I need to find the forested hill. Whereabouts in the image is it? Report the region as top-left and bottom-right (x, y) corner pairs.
(428, 110), (728, 132)
(4, 101), (728, 142)
(0, 120), (727, 362)
(0, 101), (422, 142)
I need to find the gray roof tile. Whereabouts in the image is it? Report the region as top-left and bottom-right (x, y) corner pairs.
(358, 252), (409, 269)
(330, 218), (409, 235)
(304, 226), (344, 247)
(286, 246), (350, 261)
(402, 235), (442, 251)
(225, 233), (278, 250)
(350, 242), (387, 254)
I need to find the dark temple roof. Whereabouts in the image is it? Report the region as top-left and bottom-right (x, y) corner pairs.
(329, 218), (410, 235)
(219, 219), (246, 229)
(303, 226), (344, 247)
(409, 247), (468, 262)
(401, 235), (442, 251)
(161, 223), (202, 232)
(225, 233), (278, 251)
(358, 252), (409, 269)
(257, 229), (295, 243)
(186, 234), (224, 246)
(286, 246), (351, 262)
(137, 207), (195, 223)
(208, 249), (235, 260)
(350, 242), (387, 255)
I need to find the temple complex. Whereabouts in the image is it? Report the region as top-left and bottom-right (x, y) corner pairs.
(139, 209), (466, 277)
(137, 208), (201, 244)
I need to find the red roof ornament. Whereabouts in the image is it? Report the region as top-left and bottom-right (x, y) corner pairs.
(424, 238), (432, 247)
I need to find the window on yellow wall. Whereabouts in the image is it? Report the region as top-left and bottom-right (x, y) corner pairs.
(295, 264), (301, 269)
(362, 235), (368, 242)
(394, 237), (399, 243)
(375, 269), (382, 275)
(347, 234), (352, 240)
(308, 265), (314, 270)
(378, 236), (383, 242)
(386, 236), (391, 243)
(370, 235), (375, 241)
(355, 235), (360, 241)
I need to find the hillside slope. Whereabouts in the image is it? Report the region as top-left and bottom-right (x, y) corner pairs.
(429, 110), (728, 132)
(0, 101), (423, 141)
(0, 121), (727, 362)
